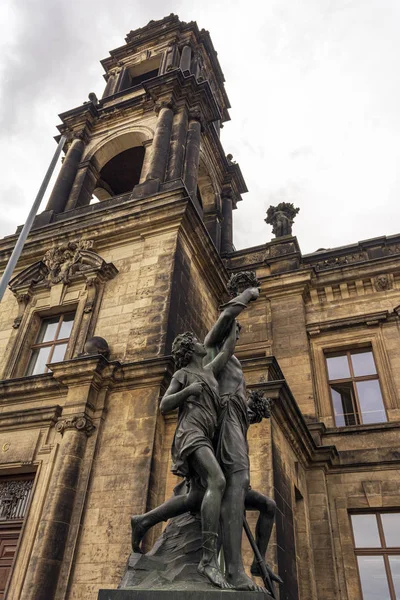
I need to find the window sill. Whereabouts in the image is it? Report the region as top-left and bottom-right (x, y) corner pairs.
(324, 420), (400, 435)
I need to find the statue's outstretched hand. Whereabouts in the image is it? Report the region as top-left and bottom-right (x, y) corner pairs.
(249, 287), (260, 301)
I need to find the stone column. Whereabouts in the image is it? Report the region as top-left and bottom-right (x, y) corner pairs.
(20, 415), (94, 600)
(180, 45), (192, 76)
(139, 139), (154, 183)
(183, 110), (202, 200)
(45, 136), (85, 214)
(146, 104), (174, 183)
(166, 107), (188, 181)
(102, 67), (121, 98)
(115, 67), (131, 93)
(65, 161), (99, 211)
(221, 190), (233, 253)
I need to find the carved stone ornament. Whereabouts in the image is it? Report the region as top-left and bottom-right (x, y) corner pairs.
(155, 99), (175, 115)
(9, 239), (118, 293)
(8, 239), (118, 328)
(188, 107), (202, 123)
(226, 271), (260, 297)
(12, 293), (31, 329)
(313, 251), (368, 271)
(265, 202), (300, 238)
(55, 415), (95, 437)
(43, 239), (94, 284)
(374, 274), (392, 292)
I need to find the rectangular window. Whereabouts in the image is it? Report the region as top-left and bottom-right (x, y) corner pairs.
(351, 512), (400, 600)
(325, 348), (387, 426)
(25, 313), (75, 376)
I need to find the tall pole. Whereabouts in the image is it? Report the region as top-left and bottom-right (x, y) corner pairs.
(0, 135), (66, 302)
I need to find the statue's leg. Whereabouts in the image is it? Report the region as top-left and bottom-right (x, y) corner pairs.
(221, 470), (264, 592)
(131, 487), (203, 552)
(189, 446), (231, 589)
(245, 488), (280, 580)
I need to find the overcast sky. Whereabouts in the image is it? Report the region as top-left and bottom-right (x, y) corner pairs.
(0, 0), (399, 255)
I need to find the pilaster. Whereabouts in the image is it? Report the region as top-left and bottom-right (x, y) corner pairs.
(19, 356), (118, 600)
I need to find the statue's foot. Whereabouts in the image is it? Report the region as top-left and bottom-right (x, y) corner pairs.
(131, 515), (146, 553)
(227, 571), (267, 593)
(198, 560), (232, 589)
(251, 560), (283, 583)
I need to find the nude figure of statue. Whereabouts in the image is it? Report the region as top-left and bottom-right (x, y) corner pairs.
(204, 286), (280, 591)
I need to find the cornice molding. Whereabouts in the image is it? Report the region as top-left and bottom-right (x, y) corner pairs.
(0, 374), (65, 403)
(248, 380), (339, 469)
(49, 355), (119, 389)
(0, 405), (62, 431)
(114, 356), (174, 390)
(307, 310), (390, 336)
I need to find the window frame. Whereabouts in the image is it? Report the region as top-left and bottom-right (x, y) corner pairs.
(350, 511), (400, 600)
(325, 347), (387, 427)
(24, 312), (76, 376)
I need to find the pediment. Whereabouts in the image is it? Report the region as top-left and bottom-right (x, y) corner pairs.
(9, 261), (48, 294)
(9, 239), (118, 296)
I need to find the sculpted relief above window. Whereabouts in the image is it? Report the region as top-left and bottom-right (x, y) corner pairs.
(4, 239), (117, 379)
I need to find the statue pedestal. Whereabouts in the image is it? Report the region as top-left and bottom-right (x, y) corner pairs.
(101, 514), (271, 599)
(98, 591), (267, 600)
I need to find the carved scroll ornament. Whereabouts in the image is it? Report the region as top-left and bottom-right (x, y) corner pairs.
(55, 415), (95, 437)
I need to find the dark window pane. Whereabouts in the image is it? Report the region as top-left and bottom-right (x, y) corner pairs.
(50, 343), (68, 364)
(326, 354), (351, 380)
(331, 382), (358, 426)
(351, 514), (381, 547)
(351, 350), (377, 377)
(357, 556), (391, 600)
(58, 313), (75, 339)
(389, 556), (400, 598)
(36, 317), (59, 343)
(356, 380), (387, 424)
(26, 347), (51, 375)
(381, 514), (400, 547)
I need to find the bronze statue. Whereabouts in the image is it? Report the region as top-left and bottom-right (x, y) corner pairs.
(130, 281), (279, 592)
(132, 324), (238, 589)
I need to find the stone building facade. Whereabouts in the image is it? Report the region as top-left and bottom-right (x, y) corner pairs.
(0, 14), (399, 600)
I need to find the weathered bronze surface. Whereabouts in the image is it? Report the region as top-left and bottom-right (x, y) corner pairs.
(125, 281), (278, 594)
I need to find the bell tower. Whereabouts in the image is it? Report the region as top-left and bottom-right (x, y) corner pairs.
(40, 14), (247, 254)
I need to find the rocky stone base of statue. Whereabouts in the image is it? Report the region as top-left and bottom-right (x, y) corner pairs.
(118, 512), (215, 591)
(98, 591), (267, 600)
(99, 509), (267, 599)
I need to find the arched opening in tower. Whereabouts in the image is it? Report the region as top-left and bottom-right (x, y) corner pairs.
(94, 146), (145, 200)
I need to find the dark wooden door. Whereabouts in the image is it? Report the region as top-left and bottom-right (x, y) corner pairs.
(0, 474), (35, 598)
(0, 525), (22, 599)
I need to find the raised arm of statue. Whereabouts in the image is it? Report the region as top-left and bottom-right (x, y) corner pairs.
(208, 320), (237, 376)
(204, 287), (259, 353)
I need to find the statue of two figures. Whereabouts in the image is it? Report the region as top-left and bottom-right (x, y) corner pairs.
(124, 273), (282, 597)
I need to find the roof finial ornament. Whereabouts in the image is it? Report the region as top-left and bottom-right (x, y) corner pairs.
(265, 202), (300, 238)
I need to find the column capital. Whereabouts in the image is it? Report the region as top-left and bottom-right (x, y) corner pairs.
(188, 107), (205, 131)
(154, 100), (175, 115)
(55, 414), (95, 437)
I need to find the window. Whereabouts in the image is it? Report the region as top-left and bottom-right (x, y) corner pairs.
(325, 348), (387, 426)
(351, 512), (400, 600)
(25, 313), (75, 376)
